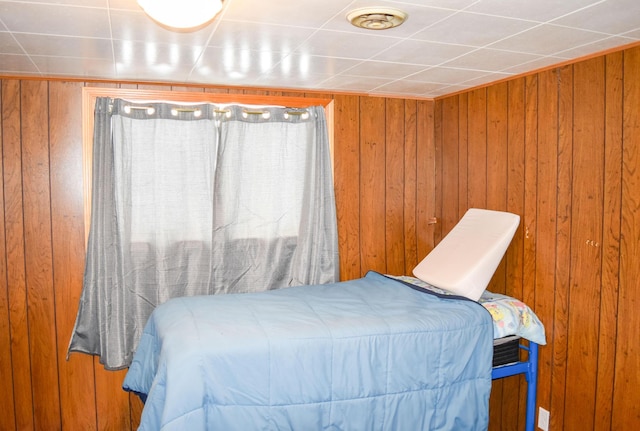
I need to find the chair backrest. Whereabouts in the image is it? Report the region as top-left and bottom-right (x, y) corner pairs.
(412, 208), (520, 301)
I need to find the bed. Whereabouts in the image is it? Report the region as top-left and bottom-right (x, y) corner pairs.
(392, 276), (545, 431)
(122, 209), (546, 430)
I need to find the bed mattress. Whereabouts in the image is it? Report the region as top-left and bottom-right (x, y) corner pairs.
(123, 271), (494, 431)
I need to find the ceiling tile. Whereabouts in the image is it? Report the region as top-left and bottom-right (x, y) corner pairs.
(315, 74), (393, 93)
(465, 0), (602, 23)
(552, 0), (640, 34)
(409, 67), (495, 85)
(109, 0), (140, 11)
(443, 48), (543, 71)
(0, 53), (39, 73)
(340, 61), (426, 79)
(252, 71), (336, 91)
(428, 84), (473, 96)
(13, 34), (113, 59)
(0, 2), (111, 38)
(294, 29), (401, 59)
(373, 80), (445, 96)
(372, 39), (475, 65)
(30, 55), (116, 78)
(554, 36), (638, 59)
(222, 0), (350, 27)
(33, 0), (107, 6)
(388, 0), (477, 9)
(114, 39), (201, 81)
(623, 29), (640, 39)
(190, 45), (279, 84)
(273, 54), (361, 77)
(456, 72), (513, 87)
(412, 12), (538, 47)
(109, 9), (214, 45)
(0, 32), (24, 54)
(501, 56), (570, 74)
(489, 24), (609, 56)
(208, 21), (315, 53)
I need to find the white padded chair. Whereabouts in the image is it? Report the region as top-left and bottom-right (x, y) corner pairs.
(412, 208), (520, 301)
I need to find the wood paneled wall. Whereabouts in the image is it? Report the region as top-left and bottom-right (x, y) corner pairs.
(0, 81), (434, 429)
(434, 46), (640, 430)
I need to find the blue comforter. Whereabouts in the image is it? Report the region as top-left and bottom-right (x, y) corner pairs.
(123, 271), (493, 430)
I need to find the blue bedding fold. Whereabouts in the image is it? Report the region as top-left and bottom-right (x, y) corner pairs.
(123, 271), (493, 430)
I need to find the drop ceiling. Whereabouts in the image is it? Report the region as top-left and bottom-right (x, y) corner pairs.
(1, 0), (638, 99)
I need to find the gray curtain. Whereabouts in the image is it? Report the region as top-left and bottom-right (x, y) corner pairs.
(68, 98), (339, 370)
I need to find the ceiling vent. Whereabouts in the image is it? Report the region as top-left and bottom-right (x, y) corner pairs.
(347, 7), (408, 30)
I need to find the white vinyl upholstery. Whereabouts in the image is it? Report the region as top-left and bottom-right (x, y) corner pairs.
(412, 208), (520, 301)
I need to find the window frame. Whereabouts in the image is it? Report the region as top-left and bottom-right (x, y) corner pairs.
(82, 87), (334, 242)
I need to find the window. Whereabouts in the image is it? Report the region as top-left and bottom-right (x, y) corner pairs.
(81, 88), (335, 241)
(69, 88), (338, 369)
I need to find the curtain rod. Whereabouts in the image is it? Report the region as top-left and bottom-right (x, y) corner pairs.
(121, 103), (310, 118)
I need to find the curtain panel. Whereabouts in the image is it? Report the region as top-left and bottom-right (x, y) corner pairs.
(68, 98), (339, 369)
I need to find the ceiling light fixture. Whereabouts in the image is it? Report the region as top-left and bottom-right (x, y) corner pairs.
(347, 7), (408, 30)
(137, 0), (223, 31)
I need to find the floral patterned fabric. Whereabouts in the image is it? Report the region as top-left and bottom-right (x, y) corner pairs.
(388, 275), (546, 345)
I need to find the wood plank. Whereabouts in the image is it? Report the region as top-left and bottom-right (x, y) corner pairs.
(457, 93), (469, 219)
(502, 77), (527, 431)
(550, 64), (574, 431)
(416, 100), (435, 258)
(21, 79), (62, 429)
(2, 79), (35, 431)
(593, 51), (623, 431)
(49, 81), (98, 430)
(129, 393), (143, 429)
(534, 68), (559, 420)
(506, 78), (526, 301)
(485, 82), (509, 430)
(522, 74), (538, 305)
(384, 98), (406, 275)
(94, 367), (131, 430)
(403, 100), (418, 273)
(486, 82), (509, 294)
(440, 97), (459, 236)
(521, 73), (538, 428)
(613, 44), (640, 430)
(565, 57), (606, 430)
(333, 95), (360, 281)
(432, 99), (443, 244)
(467, 88), (487, 209)
(0, 80), (18, 431)
(359, 96), (386, 274)
(486, 82), (509, 212)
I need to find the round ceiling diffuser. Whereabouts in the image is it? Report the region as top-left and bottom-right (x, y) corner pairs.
(347, 7), (408, 30)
